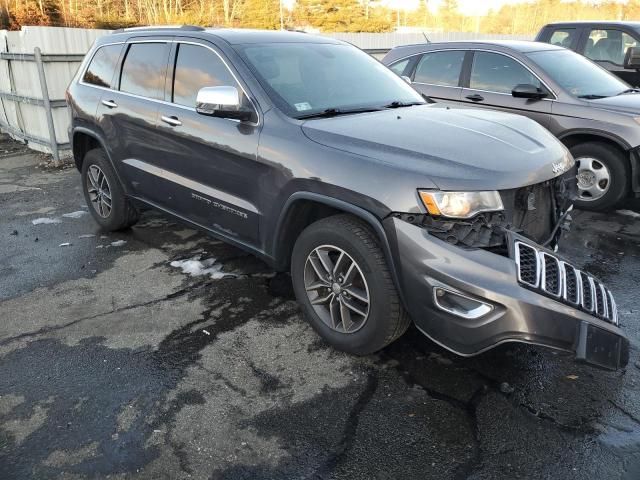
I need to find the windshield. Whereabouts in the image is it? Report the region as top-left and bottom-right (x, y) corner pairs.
(527, 49), (630, 98)
(238, 43), (425, 118)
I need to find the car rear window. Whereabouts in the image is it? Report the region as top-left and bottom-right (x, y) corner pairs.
(119, 43), (169, 100)
(83, 44), (123, 89)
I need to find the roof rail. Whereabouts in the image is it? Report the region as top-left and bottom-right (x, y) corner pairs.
(114, 25), (205, 33)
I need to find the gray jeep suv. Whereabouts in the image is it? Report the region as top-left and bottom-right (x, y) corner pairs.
(66, 27), (629, 370)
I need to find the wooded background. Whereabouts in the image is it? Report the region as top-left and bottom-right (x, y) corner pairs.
(1, 0), (639, 34)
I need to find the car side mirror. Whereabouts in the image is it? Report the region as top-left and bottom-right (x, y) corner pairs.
(196, 86), (253, 122)
(512, 84), (548, 100)
(624, 46), (640, 70)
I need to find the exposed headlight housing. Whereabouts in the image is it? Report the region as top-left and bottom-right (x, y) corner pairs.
(419, 190), (504, 219)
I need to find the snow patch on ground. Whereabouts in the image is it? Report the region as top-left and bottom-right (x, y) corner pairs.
(32, 217), (61, 225)
(617, 209), (640, 219)
(170, 257), (229, 279)
(110, 240), (127, 247)
(78, 234), (96, 238)
(62, 210), (88, 219)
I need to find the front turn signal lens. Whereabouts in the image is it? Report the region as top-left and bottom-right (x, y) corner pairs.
(418, 190), (504, 219)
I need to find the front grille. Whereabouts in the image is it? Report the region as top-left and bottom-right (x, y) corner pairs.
(514, 241), (618, 325)
(562, 263), (579, 304)
(582, 275), (594, 312)
(541, 253), (561, 297)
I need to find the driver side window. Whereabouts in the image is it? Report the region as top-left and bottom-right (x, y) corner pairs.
(172, 43), (238, 107)
(470, 52), (542, 94)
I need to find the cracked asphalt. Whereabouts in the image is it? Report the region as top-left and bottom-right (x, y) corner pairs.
(1, 133), (640, 479)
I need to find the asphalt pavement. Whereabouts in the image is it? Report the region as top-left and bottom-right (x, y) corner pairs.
(1, 134), (640, 479)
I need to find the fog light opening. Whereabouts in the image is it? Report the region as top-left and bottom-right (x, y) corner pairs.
(433, 287), (493, 319)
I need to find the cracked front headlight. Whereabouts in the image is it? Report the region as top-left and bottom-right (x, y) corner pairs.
(419, 190), (504, 219)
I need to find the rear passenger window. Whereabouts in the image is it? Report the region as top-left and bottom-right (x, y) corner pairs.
(83, 45), (123, 89)
(549, 29), (577, 48)
(119, 43), (168, 100)
(414, 51), (465, 87)
(172, 44), (237, 107)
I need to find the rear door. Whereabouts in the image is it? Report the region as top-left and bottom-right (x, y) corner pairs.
(408, 50), (467, 105)
(151, 39), (262, 246)
(581, 27), (640, 85)
(459, 50), (553, 128)
(97, 38), (173, 199)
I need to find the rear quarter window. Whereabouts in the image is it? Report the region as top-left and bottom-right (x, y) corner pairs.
(83, 44), (123, 89)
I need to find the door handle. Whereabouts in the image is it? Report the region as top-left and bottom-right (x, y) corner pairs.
(101, 99), (118, 108)
(161, 115), (182, 127)
(465, 94), (485, 102)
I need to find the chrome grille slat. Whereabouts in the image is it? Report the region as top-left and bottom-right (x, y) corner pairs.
(541, 253), (562, 297)
(514, 241), (617, 325)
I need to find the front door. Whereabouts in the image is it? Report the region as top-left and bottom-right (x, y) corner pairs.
(151, 40), (262, 247)
(459, 51), (553, 128)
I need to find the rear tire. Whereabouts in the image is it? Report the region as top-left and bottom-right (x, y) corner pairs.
(291, 214), (410, 355)
(570, 142), (629, 211)
(81, 148), (139, 231)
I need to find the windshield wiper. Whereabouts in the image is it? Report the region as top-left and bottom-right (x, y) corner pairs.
(617, 88), (640, 95)
(382, 100), (425, 109)
(297, 107), (381, 120)
(577, 94), (610, 99)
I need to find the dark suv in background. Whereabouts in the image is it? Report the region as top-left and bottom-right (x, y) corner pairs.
(66, 26), (628, 370)
(536, 21), (640, 86)
(383, 40), (640, 211)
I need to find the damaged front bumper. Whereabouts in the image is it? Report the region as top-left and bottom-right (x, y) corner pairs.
(387, 217), (629, 370)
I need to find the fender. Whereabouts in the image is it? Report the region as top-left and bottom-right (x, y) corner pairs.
(272, 191), (409, 310)
(558, 128), (632, 151)
(558, 128), (640, 194)
(71, 126), (130, 195)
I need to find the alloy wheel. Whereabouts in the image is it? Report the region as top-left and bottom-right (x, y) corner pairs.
(303, 245), (370, 334)
(86, 164), (112, 218)
(575, 156), (611, 201)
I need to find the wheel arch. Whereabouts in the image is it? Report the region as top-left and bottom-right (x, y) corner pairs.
(559, 130), (639, 195)
(270, 192), (408, 309)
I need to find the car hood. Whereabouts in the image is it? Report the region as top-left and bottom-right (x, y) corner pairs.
(587, 94), (640, 115)
(301, 104), (570, 191)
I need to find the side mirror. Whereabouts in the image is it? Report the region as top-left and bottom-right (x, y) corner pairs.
(401, 75), (412, 84)
(512, 83), (548, 100)
(624, 46), (640, 70)
(196, 86), (253, 122)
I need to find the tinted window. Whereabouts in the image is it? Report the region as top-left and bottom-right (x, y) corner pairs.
(83, 44), (122, 89)
(549, 28), (577, 48)
(470, 52), (541, 94)
(389, 58), (410, 76)
(172, 44), (237, 107)
(414, 51), (465, 86)
(528, 49), (629, 98)
(240, 44), (423, 119)
(120, 43), (168, 100)
(586, 29), (638, 65)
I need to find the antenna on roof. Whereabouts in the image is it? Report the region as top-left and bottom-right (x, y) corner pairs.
(422, 32), (431, 43)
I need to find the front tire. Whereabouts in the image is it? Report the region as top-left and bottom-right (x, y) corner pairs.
(570, 142), (629, 211)
(81, 148), (139, 231)
(291, 214), (410, 355)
